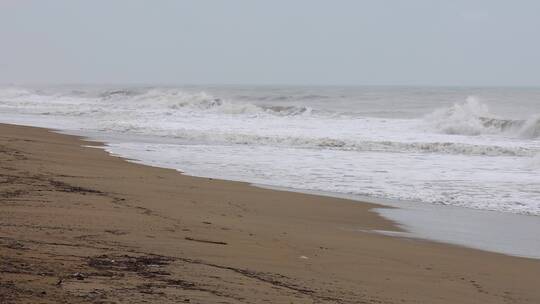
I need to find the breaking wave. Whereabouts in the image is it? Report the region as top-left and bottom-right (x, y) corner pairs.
(425, 96), (540, 138)
(95, 88), (313, 116)
(98, 120), (537, 157)
(0, 87), (313, 117)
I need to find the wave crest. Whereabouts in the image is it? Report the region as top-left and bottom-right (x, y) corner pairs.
(120, 89), (313, 116)
(425, 96), (540, 138)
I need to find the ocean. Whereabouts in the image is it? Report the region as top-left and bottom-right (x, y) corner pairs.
(1, 85), (539, 215)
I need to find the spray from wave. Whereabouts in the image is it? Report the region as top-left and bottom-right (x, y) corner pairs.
(145, 89), (313, 116)
(425, 96), (540, 138)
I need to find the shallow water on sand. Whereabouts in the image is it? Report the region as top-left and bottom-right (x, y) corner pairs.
(255, 185), (540, 259)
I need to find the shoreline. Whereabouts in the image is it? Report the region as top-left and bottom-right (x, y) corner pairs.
(255, 184), (540, 259)
(1, 123), (540, 303)
(59, 125), (540, 260)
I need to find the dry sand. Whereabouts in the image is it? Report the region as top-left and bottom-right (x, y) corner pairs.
(1, 123), (539, 303)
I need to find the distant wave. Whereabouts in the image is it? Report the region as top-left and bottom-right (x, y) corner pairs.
(0, 87), (35, 99)
(0, 87), (316, 118)
(425, 96), (540, 138)
(99, 89), (142, 98)
(98, 88), (315, 117)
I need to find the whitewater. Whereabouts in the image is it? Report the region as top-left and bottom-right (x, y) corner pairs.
(1, 85), (539, 215)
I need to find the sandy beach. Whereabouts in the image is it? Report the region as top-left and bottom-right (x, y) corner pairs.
(1, 123), (540, 304)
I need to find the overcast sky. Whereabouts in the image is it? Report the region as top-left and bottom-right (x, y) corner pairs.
(1, 0), (539, 86)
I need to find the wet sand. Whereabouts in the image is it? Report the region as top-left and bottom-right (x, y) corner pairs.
(260, 186), (540, 259)
(1, 123), (540, 304)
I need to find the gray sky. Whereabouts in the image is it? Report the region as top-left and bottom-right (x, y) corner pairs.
(1, 0), (539, 86)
